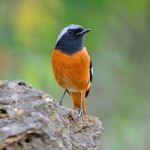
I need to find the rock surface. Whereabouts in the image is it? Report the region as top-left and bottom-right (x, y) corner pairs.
(0, 80), (103, 150)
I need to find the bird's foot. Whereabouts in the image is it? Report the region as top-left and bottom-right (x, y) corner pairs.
(77, 107), (83, 118)
(59, 100), (62, 106)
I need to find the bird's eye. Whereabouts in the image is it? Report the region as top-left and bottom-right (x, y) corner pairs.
(75, 28), (83, 33)
(68, 29), (74, 35)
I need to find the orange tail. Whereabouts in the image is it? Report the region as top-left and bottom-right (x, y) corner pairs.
(70, 92), (87, 115)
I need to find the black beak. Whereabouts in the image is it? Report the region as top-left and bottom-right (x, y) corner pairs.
(77, 29), (91, 35)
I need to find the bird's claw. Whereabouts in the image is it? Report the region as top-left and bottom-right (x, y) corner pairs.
(59, 100), (62, 105)
(77, 107), (83, 118)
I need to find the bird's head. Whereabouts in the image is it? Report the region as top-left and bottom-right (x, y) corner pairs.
(55, 24), (91, 54)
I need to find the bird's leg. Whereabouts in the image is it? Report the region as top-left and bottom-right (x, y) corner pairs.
(78, 92), (83, 118)
(59, 90), (67, 105)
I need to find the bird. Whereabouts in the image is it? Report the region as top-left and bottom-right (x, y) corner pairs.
(51, 24), (93, 117)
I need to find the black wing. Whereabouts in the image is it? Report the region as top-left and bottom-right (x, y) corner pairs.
(85, 60), (93, 98)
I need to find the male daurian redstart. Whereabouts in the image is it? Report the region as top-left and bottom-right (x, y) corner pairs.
(51, 24), (93, 117)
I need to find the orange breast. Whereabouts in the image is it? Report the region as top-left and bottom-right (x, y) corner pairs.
(51, 47), (90, 92)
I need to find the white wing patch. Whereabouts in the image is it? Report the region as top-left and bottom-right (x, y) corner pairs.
(89, 60), (93, 83)
(91, 66), (93, 78)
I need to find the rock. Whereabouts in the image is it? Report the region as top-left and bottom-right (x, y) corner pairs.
(0, 80), (103, 150)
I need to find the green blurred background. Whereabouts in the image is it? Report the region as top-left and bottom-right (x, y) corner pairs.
(0, 0), (150, 149)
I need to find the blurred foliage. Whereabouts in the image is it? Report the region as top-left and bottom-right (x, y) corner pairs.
(0, 0), (150, 150)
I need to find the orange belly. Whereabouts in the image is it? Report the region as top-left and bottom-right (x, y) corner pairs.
(51, 47), (90, 92)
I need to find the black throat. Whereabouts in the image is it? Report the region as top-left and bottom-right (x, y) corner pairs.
(55, 35), (84, 54)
